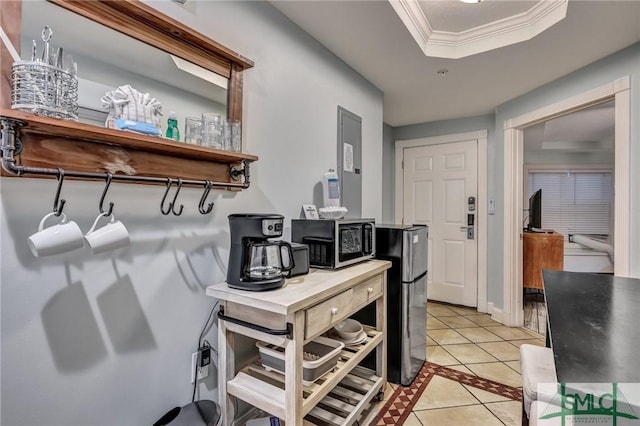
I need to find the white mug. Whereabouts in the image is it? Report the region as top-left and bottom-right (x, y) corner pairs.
(84, 213), (130, 255)
(27, 212), (84, 257)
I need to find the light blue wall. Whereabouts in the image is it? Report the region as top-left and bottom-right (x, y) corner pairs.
(0, 1), (383, 425)
(385, 42), (640, 310)
(382, 123), (394, 223)
(393, 115), (496, 142)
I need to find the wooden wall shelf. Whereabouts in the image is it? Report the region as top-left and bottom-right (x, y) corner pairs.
(1, 109), (257, 184)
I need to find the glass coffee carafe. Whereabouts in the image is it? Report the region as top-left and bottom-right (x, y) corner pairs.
(244, 241), (294, 280)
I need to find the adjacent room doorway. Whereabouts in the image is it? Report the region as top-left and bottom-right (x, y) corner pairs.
(502, 77), (631, 327)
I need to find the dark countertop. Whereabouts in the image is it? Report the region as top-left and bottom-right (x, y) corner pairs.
(543, 270), (640, 383)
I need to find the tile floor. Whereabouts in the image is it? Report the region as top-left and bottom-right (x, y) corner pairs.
(381, 301), (545, 426)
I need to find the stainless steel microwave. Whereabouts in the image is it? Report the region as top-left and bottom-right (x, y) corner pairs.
(291, 219), (375, 269)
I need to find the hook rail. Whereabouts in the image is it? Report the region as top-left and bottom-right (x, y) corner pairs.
(170, 178), (184, 216)
(198, 181), (214, 215)
(99, 173), (115, 216)
(52, 168), (66, 216)
(160, 178), (175, 215)
(1, 118), (250, 190)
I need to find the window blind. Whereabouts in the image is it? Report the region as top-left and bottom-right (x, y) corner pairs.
(527, 170), (612, 237)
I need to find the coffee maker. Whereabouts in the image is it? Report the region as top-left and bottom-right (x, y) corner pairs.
(227, 214), (294, 291)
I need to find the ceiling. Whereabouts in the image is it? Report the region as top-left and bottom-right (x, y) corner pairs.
(524, 101), (614, 154)
(270, 0), (640, 127)
(422, 1), (537, 32)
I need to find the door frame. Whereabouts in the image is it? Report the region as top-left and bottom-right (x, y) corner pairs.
(394, 130), (488, 312)
(502, 76), (630, 326)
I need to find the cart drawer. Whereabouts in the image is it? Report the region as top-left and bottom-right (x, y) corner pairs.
(305, 289), (354, 339)
(352, 275), (383, 308)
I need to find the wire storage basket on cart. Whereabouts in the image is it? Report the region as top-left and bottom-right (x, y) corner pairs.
(11, 60), (78, 121)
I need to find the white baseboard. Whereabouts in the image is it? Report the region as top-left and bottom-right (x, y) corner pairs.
(487, 302), (505, 324)
(477, 296), (488, 314)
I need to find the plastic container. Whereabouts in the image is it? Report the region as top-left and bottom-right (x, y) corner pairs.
(322, 170), (340, 208)
(166, 111), (180, 141)
(246, 417), (281, 426)
(256, 336), (344, 385)
(318, 206), (348, 220)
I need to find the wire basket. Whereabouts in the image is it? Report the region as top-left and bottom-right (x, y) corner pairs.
(11, 60), (78, 121)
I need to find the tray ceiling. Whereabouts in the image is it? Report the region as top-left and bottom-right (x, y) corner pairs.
(391, 0), (568, 58)
(270, 0), (640, 126)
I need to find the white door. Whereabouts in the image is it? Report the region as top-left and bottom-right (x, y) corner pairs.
(402, 140), (478, 307)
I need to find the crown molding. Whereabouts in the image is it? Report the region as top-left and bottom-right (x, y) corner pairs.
(389, 0), (568, 59)
(388, 0), (433, 50)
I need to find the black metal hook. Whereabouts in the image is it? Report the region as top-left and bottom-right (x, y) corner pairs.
(198, 181), (214, 215)
(160, 178), (173, 215)
(53, 168), (66, 216)
(170, 178), (184, 216)
(99, 173), (114, 216)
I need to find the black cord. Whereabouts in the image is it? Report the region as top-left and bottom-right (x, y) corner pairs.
(192, 301), (220, 403)
(199, 301), (219, 347)
(191, 350), (200, 403)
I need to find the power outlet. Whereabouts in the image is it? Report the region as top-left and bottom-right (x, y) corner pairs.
(191, 351), (209, 383)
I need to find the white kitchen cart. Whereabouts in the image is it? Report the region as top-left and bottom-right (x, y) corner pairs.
(206, 260), (390, 425)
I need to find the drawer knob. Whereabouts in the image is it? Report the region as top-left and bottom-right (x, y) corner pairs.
(331, 307), (338, 315)
(367, 287), (373, 294)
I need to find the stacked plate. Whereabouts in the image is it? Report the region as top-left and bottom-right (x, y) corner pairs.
(337, 330), (367, 346)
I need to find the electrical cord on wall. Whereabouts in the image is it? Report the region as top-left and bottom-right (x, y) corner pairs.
(199, 301), (219, 348)
(191, 351), (201, 403)
(192, 300), (219, 403)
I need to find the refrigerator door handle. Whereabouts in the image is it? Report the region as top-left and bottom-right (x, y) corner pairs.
(403, 270), (427, 283)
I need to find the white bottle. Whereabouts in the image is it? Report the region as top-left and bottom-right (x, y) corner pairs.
(323, 169), (340, 208)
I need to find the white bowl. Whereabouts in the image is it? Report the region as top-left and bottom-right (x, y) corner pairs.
(333, 319), (363, 341)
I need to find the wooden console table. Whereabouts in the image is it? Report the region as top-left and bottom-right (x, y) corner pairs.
(206, 259), (391, 425)
(523, 231), (563, 290)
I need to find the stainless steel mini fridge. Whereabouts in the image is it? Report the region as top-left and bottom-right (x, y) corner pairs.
(353, 224), (428, 385)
